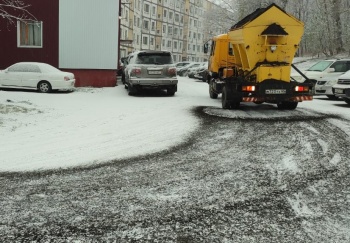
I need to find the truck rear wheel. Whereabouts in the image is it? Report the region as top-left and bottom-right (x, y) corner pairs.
(222, 86), (230, 109)
(222, 86), (240, 109)
(209, 80), (218, 99)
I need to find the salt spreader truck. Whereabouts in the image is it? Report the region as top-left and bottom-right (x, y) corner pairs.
(204, 3), (314, 109)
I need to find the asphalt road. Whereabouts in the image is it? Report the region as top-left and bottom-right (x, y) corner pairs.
(1, 103), (350, 242)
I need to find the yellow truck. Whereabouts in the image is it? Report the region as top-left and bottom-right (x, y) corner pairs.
(205, 3), (314, 109)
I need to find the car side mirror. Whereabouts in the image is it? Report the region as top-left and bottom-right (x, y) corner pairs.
(327, 68), (335, 73)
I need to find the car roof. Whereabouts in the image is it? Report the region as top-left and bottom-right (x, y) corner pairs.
(15, 62), (49, 65)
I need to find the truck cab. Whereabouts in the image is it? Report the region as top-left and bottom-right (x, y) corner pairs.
(204, 34), (235, 81)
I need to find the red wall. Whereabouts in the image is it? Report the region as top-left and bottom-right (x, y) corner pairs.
(0, 0), (59, 69)
(63, 69), (117, 87)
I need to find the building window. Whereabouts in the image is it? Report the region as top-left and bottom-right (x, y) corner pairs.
(150, 37), (154, 45)
(163, 10), (167, 18)
(151, 21), (156, 31)
(137, 17), (140, 27)
(163, 24), (166, 33)
(142, 36), (148, 45)
(143, 20), (149, 30)
(152, 6), (156, 16)
(144, 3), (150, 13)
(175, 13), (179, 22)
(17, 21), (43, 48)
(168, 26), (173, 35)
(125, 10), (129, 20)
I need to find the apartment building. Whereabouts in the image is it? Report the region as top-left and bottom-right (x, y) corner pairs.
(120, 0), (223, 62)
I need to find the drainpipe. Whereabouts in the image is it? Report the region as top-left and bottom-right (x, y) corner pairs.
(118, 1), (121, 71)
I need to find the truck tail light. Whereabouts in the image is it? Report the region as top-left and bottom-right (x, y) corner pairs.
(295, 86), (309, 92)
(242, 86), (256, 92)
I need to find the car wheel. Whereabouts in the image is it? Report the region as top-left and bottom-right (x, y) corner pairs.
(167, 86), (176, 96)
(128, 85), (137, 96)
(344, 98), (350, 105)
(38, 81), (52, 93)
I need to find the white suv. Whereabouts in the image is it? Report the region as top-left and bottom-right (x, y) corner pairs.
(292, 59), (350, 99)
(123, 50), (178, 96)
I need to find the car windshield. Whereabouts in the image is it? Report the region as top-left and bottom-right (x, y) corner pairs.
(136, 53), (173, 65)
(307, 60), (333, 72)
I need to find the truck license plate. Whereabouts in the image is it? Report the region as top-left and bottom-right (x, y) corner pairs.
(265, 89), (286, 94)
(334, 89), (344, 94)
(148, 71), (162, 75)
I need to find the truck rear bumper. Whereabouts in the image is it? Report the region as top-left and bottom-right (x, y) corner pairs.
(225, 78), (314, 103)
(243, 95), (313, 102)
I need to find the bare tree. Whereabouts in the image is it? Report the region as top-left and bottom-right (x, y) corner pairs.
(332, 0), (344, 53)
(0, 0), (35, 25)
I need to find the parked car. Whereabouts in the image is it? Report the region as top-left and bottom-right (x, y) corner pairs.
(123, 50), (178, 96)
(0, 62), (75, 93)
(332, 70), (350, 105)
(120, 57), (128, 84)
(117, 57), (127, 76)
(175, 61), (191, 69)
(177, 62), (201, 76)
(291, 59), (350, 99)
(187, 62), (206, 79)
(193, 62), (208, 81)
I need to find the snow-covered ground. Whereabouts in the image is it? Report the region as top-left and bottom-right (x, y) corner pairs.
(1, 60), (350, 172)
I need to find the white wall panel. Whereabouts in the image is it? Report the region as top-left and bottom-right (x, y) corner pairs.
(59, 0), (119, 69)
